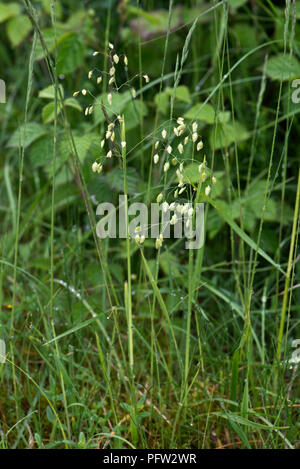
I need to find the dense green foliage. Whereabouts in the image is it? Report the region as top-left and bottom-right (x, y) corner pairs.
(0, 0), (299, 449)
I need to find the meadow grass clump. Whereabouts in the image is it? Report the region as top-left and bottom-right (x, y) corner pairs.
(0, 0), (299, 449)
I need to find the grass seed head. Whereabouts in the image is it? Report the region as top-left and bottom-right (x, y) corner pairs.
(156, 193), (163, 203)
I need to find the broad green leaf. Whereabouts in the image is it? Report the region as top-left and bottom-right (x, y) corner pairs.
(93, 91), (131, 125)
(206, 209), (225, 239)
(34, 28), (64, 61)
(64, 97), (82, 112)
(66, 10), (88, 28)
(42, 101), (62, 124)
(57, 32), (84, 75)
(124, 99), (148, 131)
(265, 54), (300, 81)
(166, 85), (191, 104)
(7, 123), (47, 149)
(231, 23), (257, 49)
(155, 92), (169, 115)
(184, 102), (229, 124)
(185, 102), (215, 123)
(6, 15), (32, 47)
(182, 162), (211, 185)
(244, 180), (294, 224)
(218, 111), (231, 123)
(0, 2), (20, 23)
(106, 167), (139, 195)
(94, 91), (147, 130)
(155, 86), (191, 115)
(39, 85), (64, 100)
(30, 136), (54, 167)
(88, 177), (113, 204)
(60, 133), (99, 163)
(42, 98), (82, 123)
(211, 121), (249, 149)
(245, 181), (278, 222)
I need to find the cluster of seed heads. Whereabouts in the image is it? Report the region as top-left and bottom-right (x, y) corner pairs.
(73, 41), (150, 172)
(134, 226), (145, 245)
(73, 43), (217, 251)
(152, 119), (218, 249)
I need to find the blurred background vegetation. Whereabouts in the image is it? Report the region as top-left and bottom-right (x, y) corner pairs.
(0, 0), (299, 449)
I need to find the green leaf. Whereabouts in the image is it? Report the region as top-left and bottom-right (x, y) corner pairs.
(185, 102), (215, 123)
(46, 405), (55, 423)
(182, 162), (211, 185)
(205, 195), (285, 273)
(0, 2), (20, 23)
(206, 209), (225, 239)
(155, 86), (190, 115)
(210, 171), (225, 198)
(30, 136), (54, 167)
(57, 32), (84, 75)
(6, 15), (32, 47)
(231, 23), (257, 49)
(160, 251), (180, 278)
(245, 181), (278, 222)
(34, 29), (58, 61)
(93, 91), (131, 125)
(228, 0), (248, 10)
(124, 99), (148, 131)
(106, 167), (139, 195)
(7, 123), (47, 149)
(211, 121), (249, 149)
(39, 85), (64, 100)
(41, 0), (63, 19)
(225, 413), (251, 449)
(184, 102), (230, 124)
(265, 54), (300, 81)
(166, 85), (191, 104)
(64, 97), (82, 112)
(154, 92), (169, 115)
(42, 101), (62, 124)
(41, 98), (82, 124)
(60, 133), (99, 163)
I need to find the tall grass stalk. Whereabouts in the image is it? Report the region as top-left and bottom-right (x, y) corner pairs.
(276, 168), (300, 361)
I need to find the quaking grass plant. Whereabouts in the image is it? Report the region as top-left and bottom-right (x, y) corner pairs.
(0, 0), (299, 449)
